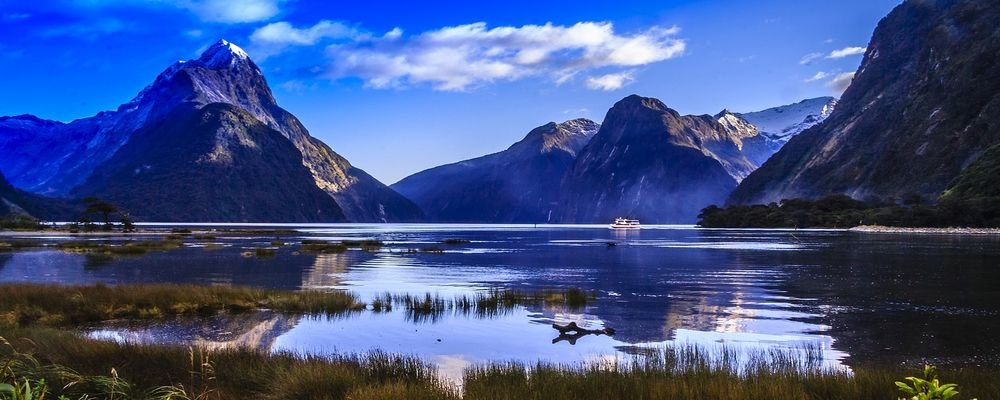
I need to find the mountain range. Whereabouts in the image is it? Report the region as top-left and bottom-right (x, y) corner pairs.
(0, 40), (422, 222)
(6, 0), (992, 225)
(396, 95), (835, 223)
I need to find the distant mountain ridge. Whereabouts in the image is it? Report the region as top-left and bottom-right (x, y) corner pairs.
(729, 0), (1000, 205)
(393, 95), (836, 223)
(392, 119), (599, 222)
(0, 40), (422, 222)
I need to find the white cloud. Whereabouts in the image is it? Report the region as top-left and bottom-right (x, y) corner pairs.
(251, 20), (363, 46)
(321, 21), (685, 91)
(827, 46), (866, 58)
(184, 29), (204, 38)
(585, 71), (635, 91)
(827, 72), (855, 94)
(178, 0), (282, 23)
(804, 71), (829, 82)
(799, 52), (823, 65)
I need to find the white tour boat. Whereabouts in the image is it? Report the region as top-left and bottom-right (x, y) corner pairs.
(609, 217), (641, 229)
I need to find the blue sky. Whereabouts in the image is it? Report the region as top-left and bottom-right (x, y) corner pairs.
(0, 0), (901, 184)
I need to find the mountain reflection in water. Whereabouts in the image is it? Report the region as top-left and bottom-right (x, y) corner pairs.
(2, 224), (998, 372)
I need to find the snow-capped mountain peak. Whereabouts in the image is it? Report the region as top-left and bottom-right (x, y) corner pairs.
(198, 39), (250, 68)
(714, 109), (759, 141)
(738, 97), (837, 142)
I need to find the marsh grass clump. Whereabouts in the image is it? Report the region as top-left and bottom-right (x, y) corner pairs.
(469, 288), (595, 314)
(231, 229), (300, 235)
(463, 347), (996, 400)
(170, 228), (193, 234)
(370, 293), (394, 312)
(0, 329), (458, 400)
(378, 289), (595, 320)
(193, 234), (217, 241)
(0, 239), (45, 251)
(392, 293), (447, 322)
(300, 241), (348, 254)
(0, 284), (364, 327)
(253, 247), (276, 258)
(55, 239), (183, 256)
(0, 323), (998, 399)
(341, 239), (385, 251)
(441, 238), (471, 245)
(0, 240), (44, 252)
(270, 240), (285, 246)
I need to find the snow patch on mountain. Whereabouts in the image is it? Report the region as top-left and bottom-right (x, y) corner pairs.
(738, 97), (837, 142)
(200, 39), (249, 67)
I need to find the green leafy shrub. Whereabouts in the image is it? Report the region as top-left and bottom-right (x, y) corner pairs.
(896, 365), (977, 400)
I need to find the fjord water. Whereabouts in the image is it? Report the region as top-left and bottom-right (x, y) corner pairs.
(3, 225), (999, 374)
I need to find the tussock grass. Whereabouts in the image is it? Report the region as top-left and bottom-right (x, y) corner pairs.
(341, 239), (385, 251)
(2, 328), (997, 400)
(0, 240), (44, 252)
(387, 289), (595, 321)
(55, 239), (183, 256)
(301, 239), (383, 253)
(300, 241), (348, 254)
(0, 284), (364, 327)
(253, 247), (276, 257)
(0, 327), (458, 400)
(464, 346), (1000, 400)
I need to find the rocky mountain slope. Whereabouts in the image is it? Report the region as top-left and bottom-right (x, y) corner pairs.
(557, 95), (749, 223)
(392, 119), (599, 222)
(0, 173), (76, 220)
(730, 0), (1000, 205)
(77, 103), (345, 222)
(0, 40), (421, 222)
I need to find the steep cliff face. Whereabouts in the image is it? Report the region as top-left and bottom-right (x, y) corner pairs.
(76, 103), (345, 222)
(730, 0), (1000, 205)
(392, 119), (599, 222)
(557, 96), (742, 223)
(0, 40), (421, 222)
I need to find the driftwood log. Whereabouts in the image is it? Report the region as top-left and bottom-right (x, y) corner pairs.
(551, 322), (616, 344)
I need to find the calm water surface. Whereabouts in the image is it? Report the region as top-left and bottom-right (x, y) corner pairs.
(3, 224), (999, 375)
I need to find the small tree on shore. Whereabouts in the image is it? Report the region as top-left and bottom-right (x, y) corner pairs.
(78, 198), (136, 232)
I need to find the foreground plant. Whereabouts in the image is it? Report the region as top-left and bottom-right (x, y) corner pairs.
(896, 365), (977, 400)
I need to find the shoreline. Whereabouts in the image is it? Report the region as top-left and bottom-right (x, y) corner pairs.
(849, 225), (1000, 235)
